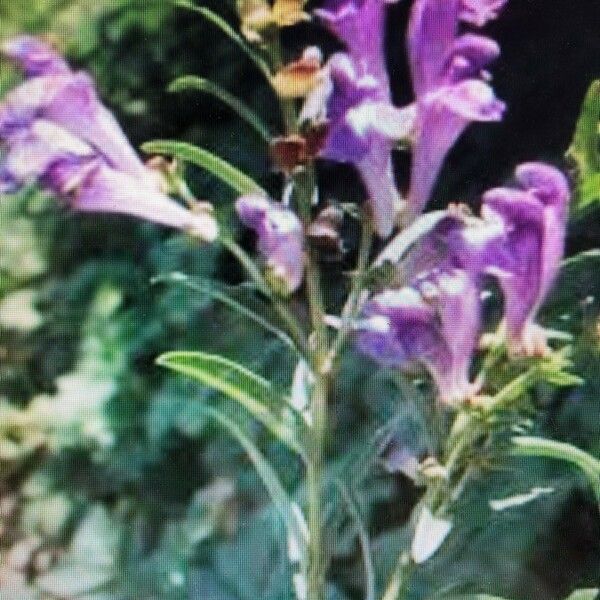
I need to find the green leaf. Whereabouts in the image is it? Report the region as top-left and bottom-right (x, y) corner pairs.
(512, 436), (600, 505)
(169, 76), (271, 142)
(373, 210), (448, 268)
(433, 596), (515, 600)
(336, 481), (376, 600)
(564, 589), (599, 600)
(567, 80), (600, 178)
(578, 172), (600, 209)
(156, 351), (306, 457)
(197, 403), (308, 565)
(173, 1), (271, 77)
(151, 272), (299, 354)
(561, 248), (600, 269)
(568, 81), (600, 213)
(141, 140), (267, 197)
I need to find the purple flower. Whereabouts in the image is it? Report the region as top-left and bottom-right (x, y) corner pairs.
(236, 194), (305, 295)
(314, 54), (411, 238)
(357, 268), (480, 404)
(43, 154), (218, 238)
(405, 163), (570, 355)
(407, 0), (506, 217)
(0, 36), (218, 240)
(480, 162), (570, 355)
(315, 0), (398, 89)
(2, 36), (70, 77)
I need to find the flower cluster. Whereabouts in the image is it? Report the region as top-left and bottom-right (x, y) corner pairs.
(358, 162), (570, 403)
(304, 0), (506, 236)
(0, 36), (217, 240)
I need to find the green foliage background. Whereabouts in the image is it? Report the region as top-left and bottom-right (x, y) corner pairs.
(0, 1), (598, 599)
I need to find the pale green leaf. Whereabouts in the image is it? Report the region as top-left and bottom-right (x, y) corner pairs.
(169, 76), (271, 142)
(512, 436), (600, 504)
(374, 210), (447, 268)
(156, 351), (306, 457)
(336, 481), (375, 600)
(141, 140), (267, 197)
(433, 596), (515, 600)
(564, 589), (599, 600)
(578, 172), (600, 209)
(565, 588), (600, 600)
(196, 404), (308, 564)
(36, 564), (115, 597)
(561, 249), (600, 269)
(411, 507), (452, 564)
(489, 486), (554, 511)
(567, 80), (600, 178)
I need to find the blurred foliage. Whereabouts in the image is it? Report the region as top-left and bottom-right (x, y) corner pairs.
(0, 2), (598, 600)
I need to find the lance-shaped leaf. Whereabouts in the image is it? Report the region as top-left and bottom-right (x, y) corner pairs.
(173, 1), (271, 77)
(169, 76), (271, 142)
(197, 403), (308, 568)
(156, 351), (306, 457)
(512, 436), (600, 505)
(567, 81), (600, 212)
(142, 140), (267, 197)
(567, 80), (600, 178)
(434, 596), (515, 600)
(563, 590), (599, 600)
(151, 272), (299, 354)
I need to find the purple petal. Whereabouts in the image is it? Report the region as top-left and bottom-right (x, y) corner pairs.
(0, 118), (95, 190)
(407, 0), (460, 96)
(409, 80), (505, 216)
(481, 163), (569, 353)
(459, 0), (508, 26)
(357, 287), (440, 366)
(445, 34), (500, 84)
(423, 269), (480, 403)
(2, 36), (71, 77)
(44, 155), (218, 240)
(0, 71), (148, 180)
(320, 54), (400, 237)
(356, 139), (401, 238)
(406, 0), (506, 216)
(315, 0), (396, 87)
(358, 268), (480, 404)
(236, 194), (305, 294)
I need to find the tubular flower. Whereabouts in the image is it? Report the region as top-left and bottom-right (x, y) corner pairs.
(311, 53), (412, 238)
(407, 0), (506, 217)
(357, 268), (481, 404)
(406, 163), (570, 356)
(0, 36), (218, 241)
(480, 162), (570, 355)
(235, 194), (305, 295)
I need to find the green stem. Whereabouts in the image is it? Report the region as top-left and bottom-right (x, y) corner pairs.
(266, 25), (328, 598)
(304, 210), (329, 600)
(307, 370), (328, 600)
(220, 235), (308, 354)
(327, 214), (374, 369)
